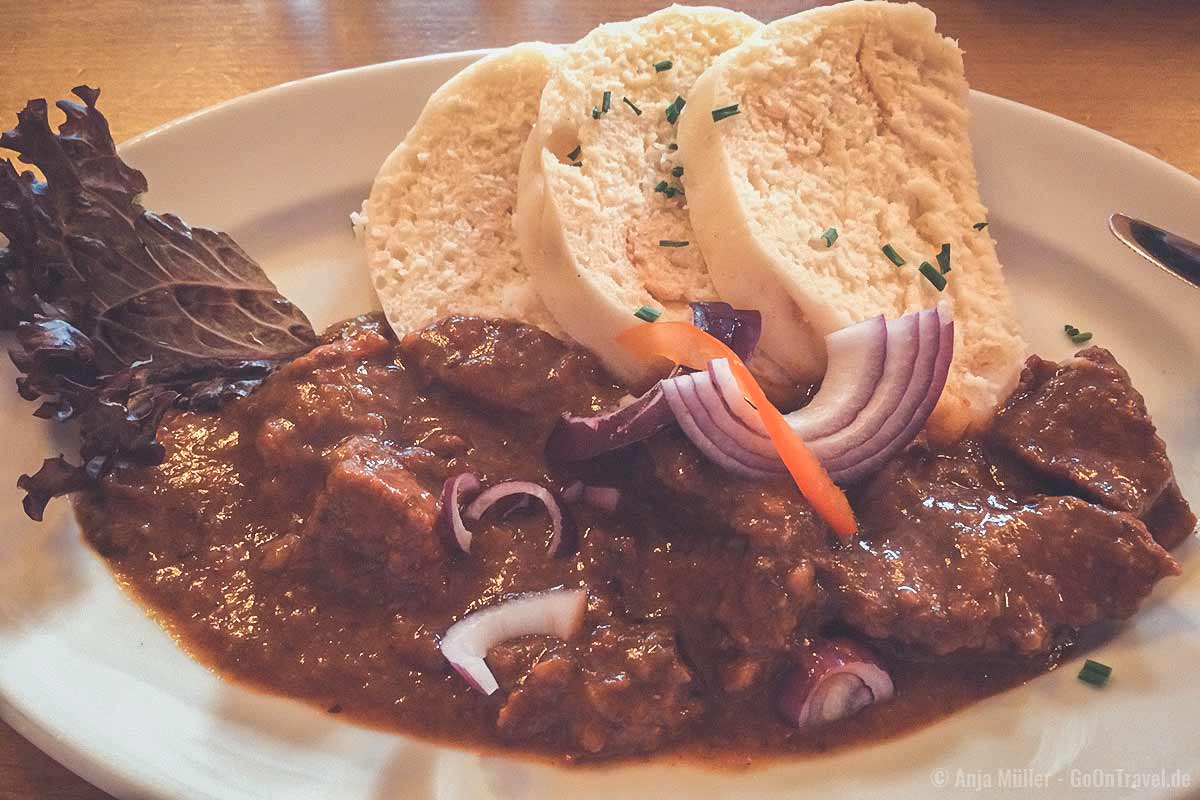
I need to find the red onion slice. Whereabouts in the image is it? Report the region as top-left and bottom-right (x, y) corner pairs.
(439, 473), (482, 554)
(819, 307), (940, 470)
(785, 314), (888, 440)
(689, 371), (779, 460)
(465, 480), (578, 557)
(778, 638), (894, 728)
(661, 375), (781, 480)
(803, 311), (922, 461)
(546, 385), (674, 462)
(672, 373), (783, 471)
(440, 587), (587, 695)
(829, 310), (955, 484)
(690, 301), (763, 362)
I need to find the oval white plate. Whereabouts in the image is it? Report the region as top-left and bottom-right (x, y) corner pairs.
(1, 51), (1198, 800)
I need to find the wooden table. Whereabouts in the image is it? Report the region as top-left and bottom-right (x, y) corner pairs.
(1, 1), (1197, 797)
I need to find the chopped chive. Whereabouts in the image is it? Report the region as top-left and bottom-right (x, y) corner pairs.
(659, 239), (689, 247)
(667, 143), (679, 151)
(570, 162), (582, 168)
(919, 261), (947, 291)
(671, 165), (684, 177)
(1077, 659), (1112, 687)
(665, 95), (686, 125)
(654, 180), (669, 193)
(973, 221), (989, 231)
(602, 91), (612, 114)
(592, 106), (601, 119)
(820, 227), (838, 247)
(1071, 331), (1093, 345)
(653, 59), (673, 73)
(566, 145), (581, 161)
(711, 104), (741, 122)
(663, 186), (678, 198)
(936, 242), (951, 274)
(634, 305), (662, 323)
(1063, 323), (1080, 336)
(622, 96), (642, 116)
(882, 244), (906, 267)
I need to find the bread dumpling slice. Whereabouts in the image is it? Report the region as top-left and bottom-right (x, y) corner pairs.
(362, 43), (563, 336)
(518, 6), (762, 385)
(678, 0), (1026, 437)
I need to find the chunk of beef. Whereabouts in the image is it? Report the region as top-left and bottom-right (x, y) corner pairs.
(990, 348), (1176, 516)
(495, 620), (701, 757)
(816, 444), (1180, 657)
(304, 436), (444, 589)
(254, 324), (396, 472)
(398, 316), (622, 417)
(1143, 481), (1197, 550)
(638, 431), (831, 552)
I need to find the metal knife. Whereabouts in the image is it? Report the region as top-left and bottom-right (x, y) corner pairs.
(1109, 213), (1200, 290)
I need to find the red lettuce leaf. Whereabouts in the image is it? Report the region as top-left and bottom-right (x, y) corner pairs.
(1, 87), (319, 519)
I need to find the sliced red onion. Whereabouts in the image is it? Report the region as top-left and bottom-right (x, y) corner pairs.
(802, 310), (923, 460)
(672, 373), (782, 470)
(696, 306), (952, 485)
(562, 480), (622, 512)
(785, 315), (888, 440)
(661, 374), (781, 480)
(778, 638), (894, 729)
(689, 370), (778, 460)
(439, 473), (481, 554)
(440, 587), (587, 695)
(690, 301), (763, 362)
(545, 385), (674, 462)
(465, 480), (578, 557)
(828, 311), (955, 484)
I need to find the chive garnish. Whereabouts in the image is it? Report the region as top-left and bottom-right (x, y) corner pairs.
(667, 143), (679, 151)
(882, 244), (905, 267)
(602, 91), (612, 114)
(659, 239), (689, 247)
(622, 96), (642, 116)
(634, 305), (662, 322)
(820, 227), (838, 248)
(712, 104), (741, 122)
(571, 162), (582, 168)
(592, 106), (601, 119)
(919, 261), (947, 291)
(973, 221), (989, 231)
(1078, 659), (1112, 687)
(671, 166), (684, 177)
(654, 180), (669, 193)
(653, 59), (673, 72)
(664, 185), (682, 198)
(566, 145), (581, 162)
(665, 95), (686, 125)
(1064, 323), (1092, 344)
(936, 242), (951, 274)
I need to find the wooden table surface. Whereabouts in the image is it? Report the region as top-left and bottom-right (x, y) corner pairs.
(1, 1), (1198, 797)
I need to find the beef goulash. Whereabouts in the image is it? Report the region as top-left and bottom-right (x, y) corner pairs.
(1, 0), (1194, 769)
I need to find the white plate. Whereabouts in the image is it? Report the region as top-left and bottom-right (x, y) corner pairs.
(1, 51), (1198, 800)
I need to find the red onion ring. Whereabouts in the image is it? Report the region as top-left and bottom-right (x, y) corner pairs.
(785, 314), (888, 440)
(464, 480), (578, 557)
(440, 587), (587, 695)
(661, 374), (781, 480)
(545, 385), (674, 462)
(438, 473), (481, 554)
(777, 638), (894, 728)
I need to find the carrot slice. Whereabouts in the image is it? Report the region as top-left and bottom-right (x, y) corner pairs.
(617, 321), (857, 539)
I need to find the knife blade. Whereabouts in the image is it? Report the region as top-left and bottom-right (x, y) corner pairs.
(1109, 213), (1200, 290)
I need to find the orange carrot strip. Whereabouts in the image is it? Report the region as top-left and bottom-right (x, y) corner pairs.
(617, 321), (857, 539)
